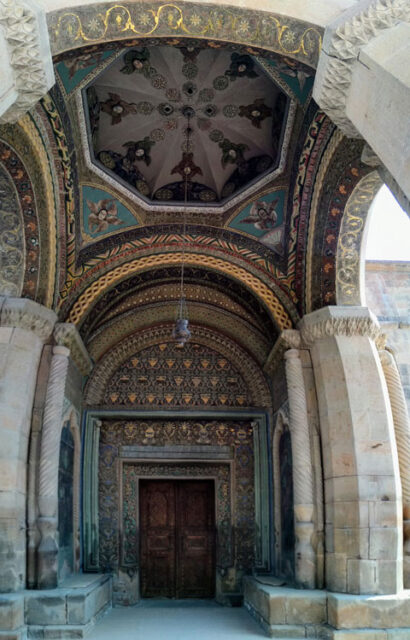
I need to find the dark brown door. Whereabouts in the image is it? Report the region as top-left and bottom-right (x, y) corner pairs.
(140, 480), (215, 598)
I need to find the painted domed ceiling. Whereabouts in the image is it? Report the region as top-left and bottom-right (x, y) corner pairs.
(83, 45), (289, 207)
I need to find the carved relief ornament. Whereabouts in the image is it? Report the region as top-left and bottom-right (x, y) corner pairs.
(0, 0), (54, 124)
(54, 322), (93, 376)
(0, 296), (56, 340)
(313, 0), (410, 137)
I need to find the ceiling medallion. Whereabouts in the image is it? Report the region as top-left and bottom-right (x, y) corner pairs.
(83, 44), (290, 210)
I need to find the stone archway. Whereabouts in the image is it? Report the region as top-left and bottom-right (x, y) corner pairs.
(335, 170), (383, 306)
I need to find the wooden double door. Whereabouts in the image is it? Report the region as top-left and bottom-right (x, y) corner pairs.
(140, 480), (215, 598)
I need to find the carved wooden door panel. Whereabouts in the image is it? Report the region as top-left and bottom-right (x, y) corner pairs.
(140, 480), (215, 598)
(140, 481), (176, 597)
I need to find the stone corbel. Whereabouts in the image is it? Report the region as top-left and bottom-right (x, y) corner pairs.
(0, 0), (54, 123)
(54, 322), (93, 376)
(0, 296), (56, 340)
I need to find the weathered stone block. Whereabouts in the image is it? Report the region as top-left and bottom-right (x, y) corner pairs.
(0, 629), (27, 640)
(328, 592), (410, 629)
(25, 597), (66, 626)
(0, 596), (24, 631)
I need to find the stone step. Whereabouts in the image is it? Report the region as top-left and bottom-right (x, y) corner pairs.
(28, 622), (92, 639)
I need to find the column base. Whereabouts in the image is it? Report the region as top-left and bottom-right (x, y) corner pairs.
(244, 576), (410, 638)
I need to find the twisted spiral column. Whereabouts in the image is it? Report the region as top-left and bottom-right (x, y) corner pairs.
(37, 345), (70, 589)
(380, 349), (410, 587)
(284, 349), (316, 588)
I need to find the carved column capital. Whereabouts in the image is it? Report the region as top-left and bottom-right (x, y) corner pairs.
(313, 0), (410, 137)
(0, 296), (56, 340)
(264, 329), (301, 375)
(0, 0), (54, 123)
(54, 322), (93, 376)
(299, 306), (381, 347)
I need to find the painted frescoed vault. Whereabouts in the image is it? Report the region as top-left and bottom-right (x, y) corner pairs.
(1, 1), (410, 637)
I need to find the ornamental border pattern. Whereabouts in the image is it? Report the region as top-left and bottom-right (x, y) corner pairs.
(300, 315), (381, 347)
(66, 251), (294, 331)
(84, 323), (272, 408)
(336, 170), (383, 306)
(47, 2), (322, 67)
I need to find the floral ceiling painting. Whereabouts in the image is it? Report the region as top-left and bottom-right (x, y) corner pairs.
(263, 58), (314, 105)
(56, 50), (116, 95)
(81, 185), (139, 244)
(83, 45), (289, 206)
(229, 190), (286, 254)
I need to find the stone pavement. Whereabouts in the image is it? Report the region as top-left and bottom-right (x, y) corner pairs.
(86, 600), (266, 639)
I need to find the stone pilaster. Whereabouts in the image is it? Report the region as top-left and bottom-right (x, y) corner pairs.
(380, 349), (410, 587)
(37, 345), (70, 589)
(300, 306), (403, 595)
(0, 297), (56, 592)
(284, 349), (316, 588)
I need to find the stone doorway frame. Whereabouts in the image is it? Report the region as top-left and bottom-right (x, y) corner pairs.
(82, 409), (272, 593)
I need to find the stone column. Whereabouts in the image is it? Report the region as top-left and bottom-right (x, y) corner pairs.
(284, 349), (316, 588)
(0, 297), (56, 592)
(36, 323), (92, 588)
(300, 306), (403, 595)
(37, 345), (70, 589)
(380, 349), (410, 588)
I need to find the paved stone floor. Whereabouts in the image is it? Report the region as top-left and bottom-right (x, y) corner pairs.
(87, 600), (266, 639)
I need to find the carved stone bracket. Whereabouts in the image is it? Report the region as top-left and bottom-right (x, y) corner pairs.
(54, 322), (93, 376)
(0, 295), (56, 340)
(313, 0), (410, 137)
(264, 329), (301, 376)
(0, 0), (54, 123)
(299, 306), (382, 347)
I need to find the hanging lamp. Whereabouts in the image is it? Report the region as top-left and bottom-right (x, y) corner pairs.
(172, 109), (193, 348)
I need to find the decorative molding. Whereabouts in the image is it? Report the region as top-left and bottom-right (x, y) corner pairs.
(0, 296), (56, 340)
(54, 322), (93, 376)
(299, 307), (381, 347)
(313, 0), (410, 136)
(0, 0), (54, 124)
(336, 170), (382, 306)
(85, 323), (271, 408)
(66, 251), (293, 331)
(264, 329), (301, 376)
(48, 3), (322, 67)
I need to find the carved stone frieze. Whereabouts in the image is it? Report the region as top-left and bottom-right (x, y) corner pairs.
(0, 296), (56, 340)
(54, 322), (93, 376)
(299, 306), (381, 347)
(0, 0), (54, 123)
(313, 0), (410, 136)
